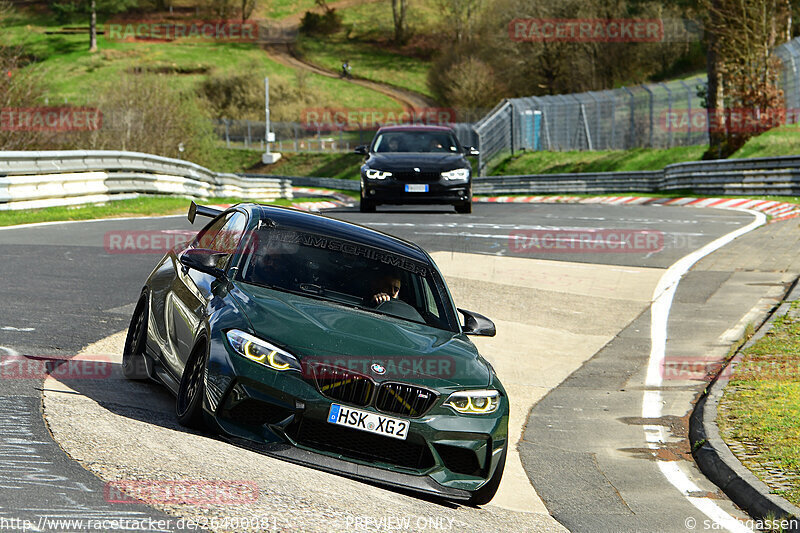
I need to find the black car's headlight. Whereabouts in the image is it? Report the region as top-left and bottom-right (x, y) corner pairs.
(441, 168), (469, 181)
(364, 168), (393, 180)
(444, 390), (500, 414)
(226, 330), (301, 372)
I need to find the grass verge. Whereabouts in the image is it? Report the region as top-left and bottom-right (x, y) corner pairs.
(490, 124), (800, 176)
(718, 299), (800, 506)
(0, 195), (327, 227)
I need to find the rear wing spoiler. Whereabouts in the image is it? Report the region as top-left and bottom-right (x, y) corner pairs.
(188, 201), (223, 224)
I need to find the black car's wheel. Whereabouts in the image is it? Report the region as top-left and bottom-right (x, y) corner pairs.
(455, 201), (472, 214)
(360, 199), (376, 213)
(176, 339), (208, 429)
(466, 441), (507, 506)
(122, 292), (150, 380)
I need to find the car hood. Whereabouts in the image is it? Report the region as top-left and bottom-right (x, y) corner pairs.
(231, 282), (491, 389)
(365, 153), (468, 173)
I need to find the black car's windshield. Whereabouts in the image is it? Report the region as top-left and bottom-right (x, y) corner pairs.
(235, 225), (459, 332)
(373, 131), (460, 153)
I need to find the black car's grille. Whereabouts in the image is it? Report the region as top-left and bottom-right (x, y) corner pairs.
(310, 364), (374, 407)
(393, 171), (441, 183)
(294, 419), (435, 470)
(434, 444), (484, 477)
(375, 383), (438, 418)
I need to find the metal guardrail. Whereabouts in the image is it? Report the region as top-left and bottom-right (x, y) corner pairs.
(471, 155), (800, 196)
(237, 173), (360, 191)
(5, 150), (800, 210)
(0, 150), (292, 210)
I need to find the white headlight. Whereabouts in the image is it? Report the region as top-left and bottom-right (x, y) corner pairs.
(441, 168), (470, 180)
(226, 330), (301, 372)
(365, 168), (393, 180)
(444, 390), (500, 414)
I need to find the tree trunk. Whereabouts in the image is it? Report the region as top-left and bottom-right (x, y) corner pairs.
(704, 0), (725, 159)
(391, 0), (406, 44)
(89, 0), (97, 52)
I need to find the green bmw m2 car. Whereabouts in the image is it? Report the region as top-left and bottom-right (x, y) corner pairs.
(123, 202), (508, 505)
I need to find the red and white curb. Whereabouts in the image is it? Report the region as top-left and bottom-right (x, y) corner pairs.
(476, 195), (800, 223)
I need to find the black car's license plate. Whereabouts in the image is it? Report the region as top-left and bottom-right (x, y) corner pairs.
(327, 404), (409, 440)
(404, 184), (429, 192)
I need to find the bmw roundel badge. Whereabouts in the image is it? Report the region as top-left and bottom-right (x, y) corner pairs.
(371, 363), (386, 375)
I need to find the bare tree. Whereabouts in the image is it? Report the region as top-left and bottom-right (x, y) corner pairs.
(435, 0), (483, 44)
(703, 0), (791, 157)
(391, 0), (407, 44)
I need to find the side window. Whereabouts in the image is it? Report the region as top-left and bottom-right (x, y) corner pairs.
(208, 212), (247, 255)
(422, 278), (441, 319)
(193, 213), (230, 250)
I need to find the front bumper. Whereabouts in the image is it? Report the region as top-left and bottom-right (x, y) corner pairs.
(204, 335), (508, 497)
(361, 176), (471, 205)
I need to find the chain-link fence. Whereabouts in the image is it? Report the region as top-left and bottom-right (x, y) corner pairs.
(212, 119), (478, 154)
(473, 36), (800, 175)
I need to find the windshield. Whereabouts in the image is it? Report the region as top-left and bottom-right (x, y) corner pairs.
(235, 225), (459, 332)
(373, 131), (460, 153)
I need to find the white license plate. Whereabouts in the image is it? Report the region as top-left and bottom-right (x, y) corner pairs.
(405, 184), (429, 193)
(327, 404), (409, 440)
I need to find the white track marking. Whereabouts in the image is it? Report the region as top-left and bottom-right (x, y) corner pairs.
(0, 214), (183, 232)
(1, 326), (35, 332)
(0, 345), (20, 366)
(644, 207), (766, 533)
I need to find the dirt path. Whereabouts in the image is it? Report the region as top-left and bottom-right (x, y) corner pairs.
(264, 43), (435, 110)
(262, 0), (436, 111)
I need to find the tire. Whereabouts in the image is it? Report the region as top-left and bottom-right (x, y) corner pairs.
(466, 441), (507, 506)
(360, 199), (376, 212)
(122, 293), (150, 380)
(455, 201), (472, 214)
(176, 339), (209, 430)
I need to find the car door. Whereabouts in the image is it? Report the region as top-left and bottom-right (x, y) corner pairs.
(165, 211), (248, 377)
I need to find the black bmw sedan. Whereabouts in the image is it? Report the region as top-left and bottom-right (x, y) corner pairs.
(356, 125), (478, 214)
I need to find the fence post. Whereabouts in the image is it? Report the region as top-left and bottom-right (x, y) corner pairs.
(679, 80), (693, 145)
(224, 119), (230, 148)
(610, 93), (616, 149)
(642, 84), (654, 148)
(622, 87), (635, 149)
(660, 82), (673, 148)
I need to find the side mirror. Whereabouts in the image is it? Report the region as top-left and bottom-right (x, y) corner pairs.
(179, 248), (228, 278)
(354, 145), (369, 155)
(458, 308), (496, 337)
(466, 146), (480, 157)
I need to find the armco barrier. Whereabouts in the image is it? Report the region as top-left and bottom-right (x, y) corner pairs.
(0, 150), (292, 210)
(5, 151), (800, 209)
(471, 155), (800, 196)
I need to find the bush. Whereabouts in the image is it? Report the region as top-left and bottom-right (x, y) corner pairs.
(299, 8), (342, 36)
(199, 70), (320, 122)
(429, 55), (504, 112)
(74, 73), (218, 167)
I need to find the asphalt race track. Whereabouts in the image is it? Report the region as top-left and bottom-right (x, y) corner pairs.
(0, 202), (788, 533)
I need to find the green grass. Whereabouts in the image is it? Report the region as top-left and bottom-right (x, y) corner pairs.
(257, 152), (363, 179)
(295, 0), (441, 99)
(490, 146), (707, 175)
(3, 8), (399, 113)
(490, 124), (800, 176)
(718, 301), (800, 506)
(0, 195), (329, 227)
(296, 34), (433, 98)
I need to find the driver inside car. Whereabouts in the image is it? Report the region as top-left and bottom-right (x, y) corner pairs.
(367, 272), (402, 306)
